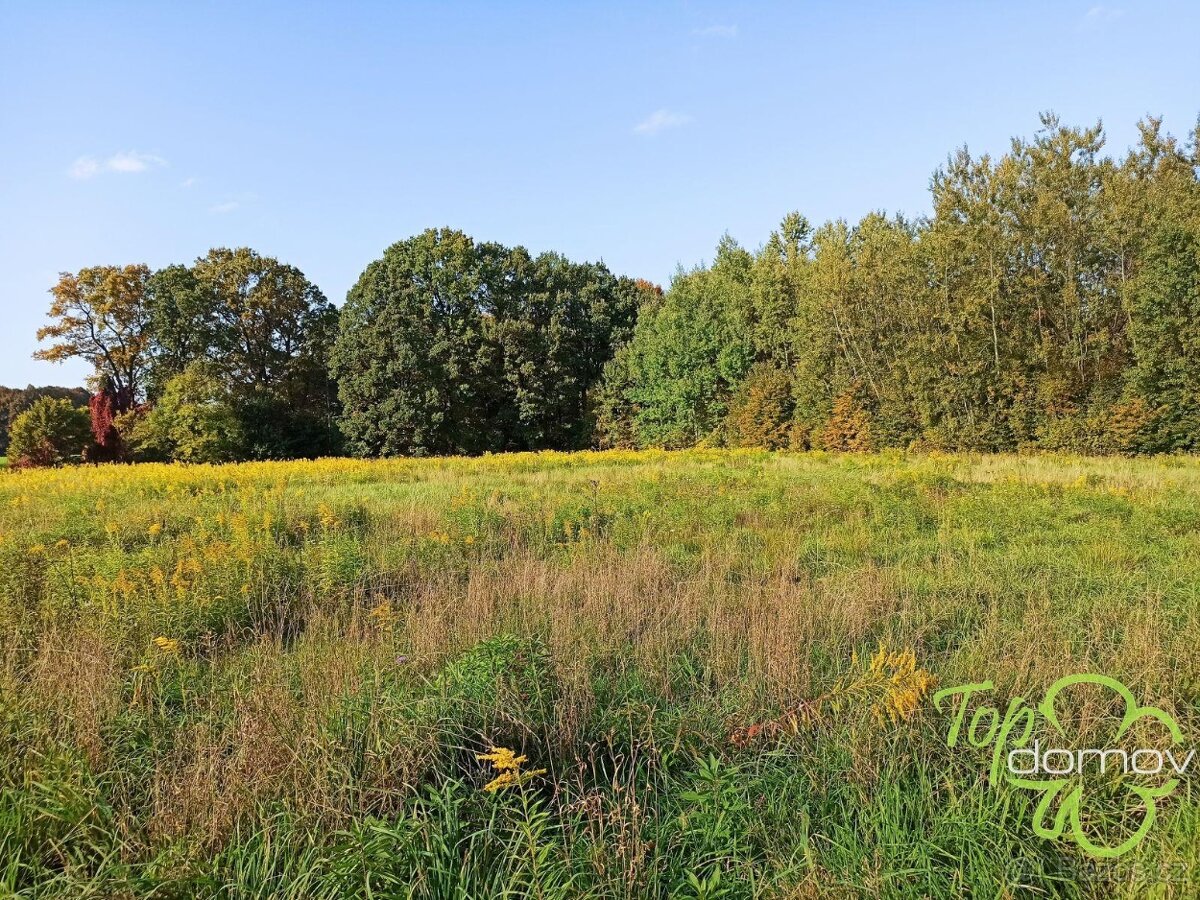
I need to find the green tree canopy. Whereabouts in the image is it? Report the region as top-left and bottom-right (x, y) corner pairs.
(614, 236), (756, 448)
(0, 385), (91, 455)
(331, 228), (642, 456)
(146, 248), (341, 459)
(1127, 219), (1200, 451)
(598, 114), (1200, 456)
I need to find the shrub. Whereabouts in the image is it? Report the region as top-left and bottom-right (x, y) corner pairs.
(726, 363), (795, 449)
(1097, 397), (1158, 454)
(0, 385), (91, 455)
(127, 364), (246, 463)
(7, 397), (91, 467)
(819, 389), (874, 452)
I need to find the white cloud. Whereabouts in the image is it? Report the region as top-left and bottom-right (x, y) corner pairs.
(68, 157), (101, 179)
(633, 109), (693, 136)
(106, 151), (165, 173)
(692, 24), (738, 38)
(1084, 5), (1124, 24)
(180, 176), (198, 188)
(68, 151), (167, 179)
(209, 200), (240, 214)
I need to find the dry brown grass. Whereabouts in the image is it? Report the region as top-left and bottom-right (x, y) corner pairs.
(27, 628), (121, 767)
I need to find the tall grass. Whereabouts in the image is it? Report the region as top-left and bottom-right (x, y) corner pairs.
(1, 448), (1198, 897)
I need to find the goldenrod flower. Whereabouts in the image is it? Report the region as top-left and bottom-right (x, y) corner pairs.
(476, 747), (527, 770)
(483, 771), (518, 792)
(153, 636), (180, 656)
(730, 642), (936, 746)
(476, 745), (546, 792)
(316, 503), (339, 529)
(368, 599), (399, 632)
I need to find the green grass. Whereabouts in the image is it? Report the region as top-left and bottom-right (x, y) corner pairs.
(1, 448), (1199, 897)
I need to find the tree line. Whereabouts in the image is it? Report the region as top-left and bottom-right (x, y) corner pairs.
(9, 114), (1200, 467)
(12, 232), (649, 465)
(598, 114), (1200, 455)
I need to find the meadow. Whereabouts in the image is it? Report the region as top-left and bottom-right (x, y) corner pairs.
(2, 449), (1199, 898)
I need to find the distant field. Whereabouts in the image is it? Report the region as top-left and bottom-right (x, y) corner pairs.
(2, 449), (1199, 898)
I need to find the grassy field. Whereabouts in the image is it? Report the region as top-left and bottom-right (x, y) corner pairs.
(2, 449), (1199, 898)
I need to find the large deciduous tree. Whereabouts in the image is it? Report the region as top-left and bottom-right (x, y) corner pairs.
(602, 235), (756, 449)
(331, 228), (641, 456)
(187, 248), (338, 401)
(147, 248), (341, 458)
(35, 265), (152, 406)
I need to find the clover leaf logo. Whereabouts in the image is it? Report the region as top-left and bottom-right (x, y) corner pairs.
(1006, 674), (1185, 858)
(936, 673), (1191, 859)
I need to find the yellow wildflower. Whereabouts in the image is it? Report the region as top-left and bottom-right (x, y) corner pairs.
(153, 636), (180, 656)
(483, 771), (519, 792)
(476, 745), (546, 792)
(476, 747), (527, 770)
(317, 503), (338, 529)
(148, 522), (163, 537)
(730, 642), (936, 746)
(112, 570), (138, 599)
(368, 599), (399, 632)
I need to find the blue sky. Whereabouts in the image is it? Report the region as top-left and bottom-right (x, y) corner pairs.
(2, 0), (1198, 387)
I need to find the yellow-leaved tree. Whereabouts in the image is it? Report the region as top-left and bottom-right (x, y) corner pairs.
(35, 264), (153, 404)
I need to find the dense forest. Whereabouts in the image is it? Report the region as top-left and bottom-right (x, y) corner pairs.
(12, 114), (1200, 466)
(598, 114), (1200, 455)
